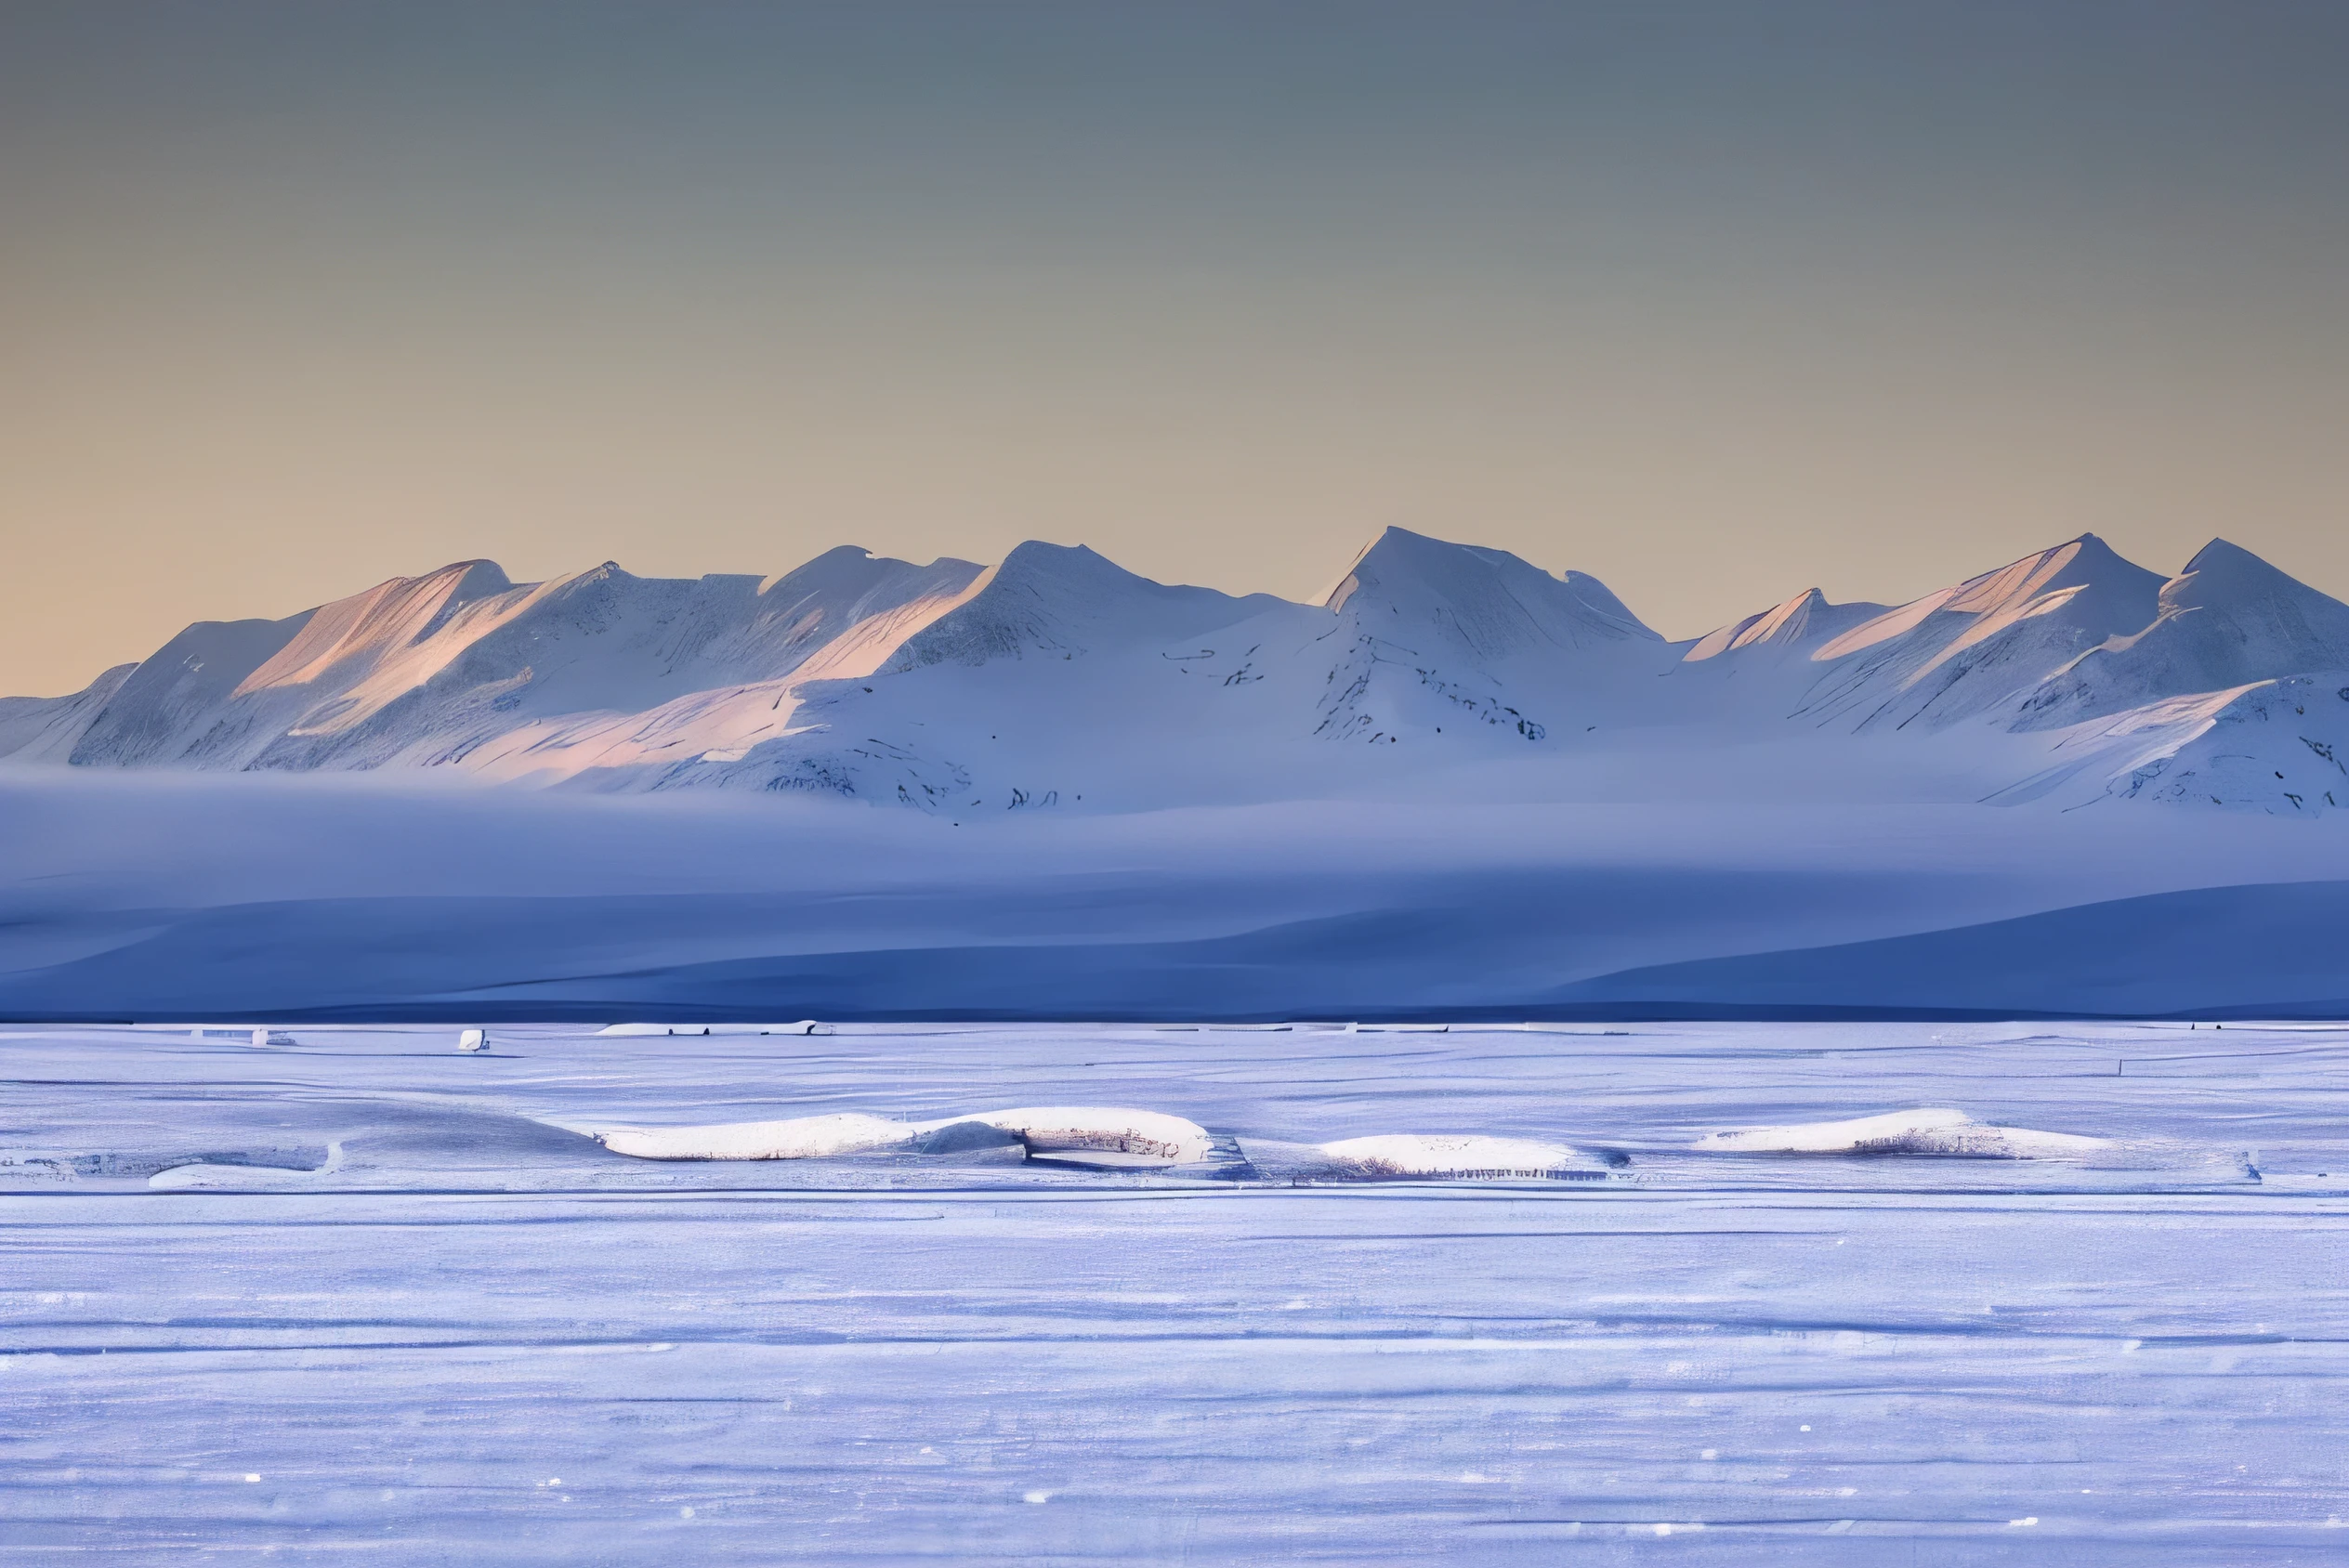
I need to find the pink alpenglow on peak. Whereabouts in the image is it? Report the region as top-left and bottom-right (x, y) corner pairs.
(5, 529), (2347, 817)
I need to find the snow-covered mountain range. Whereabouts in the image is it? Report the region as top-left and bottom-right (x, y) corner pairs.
(7, 529), (2347, 816)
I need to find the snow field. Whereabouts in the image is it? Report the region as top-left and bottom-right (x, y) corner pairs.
(5, 1019), (2346, 1561)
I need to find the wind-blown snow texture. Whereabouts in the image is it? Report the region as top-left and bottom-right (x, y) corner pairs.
(4, 1020), (2344, 1563)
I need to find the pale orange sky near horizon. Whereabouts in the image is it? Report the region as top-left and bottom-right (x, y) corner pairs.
(4, 3), (2346, 697)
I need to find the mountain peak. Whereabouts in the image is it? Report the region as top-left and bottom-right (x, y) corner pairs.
(997, 539), (1116, 579)
(1950, 533), (2159, 610)
(2154, 534), (2349, 651)
(1686, 588), (1832, 661)
(2168, 537), (2316, 603)
(884, 540), (1275, 671)
(1326, 526), (1521, 601)
(1323, 528), (1659, 649)
(2052, 530), (2136, 565)
(421, 558), (515, 594)
(2014, 534), (2349, 728)
(1809, 534), (2164, 666)
(233, 559), (520, 699)
(9, 528), (2349, 813)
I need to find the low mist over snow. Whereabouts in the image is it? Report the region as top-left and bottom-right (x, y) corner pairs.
(8, 528), (2349, 817)
(7, 529), (2349, 1020)
(3, 765), (2347, 1021)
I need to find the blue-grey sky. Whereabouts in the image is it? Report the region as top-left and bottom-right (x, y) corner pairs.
(4, 2), (2345, 692)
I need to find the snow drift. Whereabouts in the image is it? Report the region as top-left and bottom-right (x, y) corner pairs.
(1693, 1107), (2110, 1158)
(1316, 1134), (1601, 1179)
(596, 1106), (1214, 1165)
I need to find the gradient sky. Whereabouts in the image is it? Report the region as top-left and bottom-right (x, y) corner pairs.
(4, 2), (2346, 694)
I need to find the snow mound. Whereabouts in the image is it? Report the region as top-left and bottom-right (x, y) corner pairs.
(1318, 1133), (1598, 1179)
(970, 1106), (1214, 1164)
(1693, 1107), (2110, 1158)
(596, 1106), (1213, 1164)
(597, 1112), (909, 1161)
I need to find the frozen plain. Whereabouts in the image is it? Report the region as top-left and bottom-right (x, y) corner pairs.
(4, 1020), (2346, 1565)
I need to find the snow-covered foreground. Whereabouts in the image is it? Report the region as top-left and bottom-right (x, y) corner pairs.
(5, 1021), (2345, 1563)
